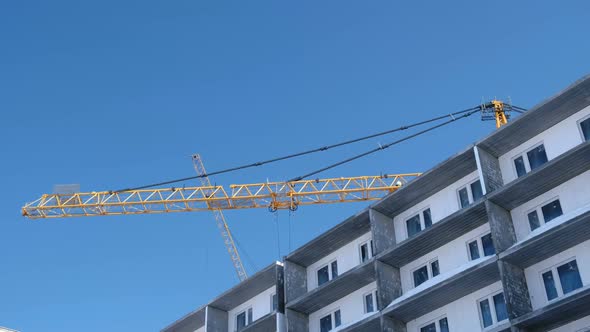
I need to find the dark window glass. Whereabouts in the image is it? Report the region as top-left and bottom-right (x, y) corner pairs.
(581, 117), (590, 141)
(527, 145), (548, 171)
(471, 180), (483, 202)
(543, 270), (558, 301)
(493, 292), (508, 322)
(317, 265), (329, 286)
(439, 317), (449, 332)
(370, 240), (375, 257)
(334, 310), (341, 327)
(458, 187), (470, 208)
(541, 200), (563, 223)
(528, 210), (541, 231)
(514, 156), (527, 178)
(423, 208), (432, 229)
(413, 265), (429, 287)
(558, 260), (583, 295)
(481, 233), (496, 256)
(365, 293), (374, 313)
(480, 299), (493, 328)
(431, 260), (440, 277)
(237, 312), (246, 331)
(420, 322), (436, 332)
(247, 308), (252, 326)
(272, 293), (277, 311)
(406, 214), (422, 237)
(360, 243), (369, 263)
(320, 314), (332, 332)
(331, 261), (338, 279)
(468, 240), (480, 260)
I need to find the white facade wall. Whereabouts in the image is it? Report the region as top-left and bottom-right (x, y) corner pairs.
(400, 223), (491, 292)
(549, 315), (590, 332)
(524, 240), (590, 310)
(227, 285), (276, 332)
(308, 282), (377, 332)
(498, 105), (590, 184)
(306, 232), (372, 291)
(406, 281), (505, 332)
(510, 170), (590, 242)
(393, 170), (481, 243)
(195, 327), (205, 332)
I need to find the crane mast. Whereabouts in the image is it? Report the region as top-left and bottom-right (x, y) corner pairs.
(192, 154), (248, 282)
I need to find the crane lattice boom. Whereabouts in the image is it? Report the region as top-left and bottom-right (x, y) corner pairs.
(22, 173), (420, 219)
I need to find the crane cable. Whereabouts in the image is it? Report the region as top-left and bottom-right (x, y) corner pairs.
(114, 106), (485, 192)
(288, 108), (481, 182)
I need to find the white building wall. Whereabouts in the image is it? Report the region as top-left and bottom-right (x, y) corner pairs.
(306, 232), (372, 291)
(393, 170), (480, 243)
(510, 170), (590, 242)
(227, 285), (276, 332)
(498, 105), (590, 184)
(195, 327), (205, 332)
(308, 282), (377, 332)
(400, 223), (491, 292)
(524, 240), (590, 310)
(549, 315), (590, 332)
(406, 281), (504, 332)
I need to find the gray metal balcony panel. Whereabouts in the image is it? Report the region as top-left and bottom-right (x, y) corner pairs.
(371, 146), (477, 218)
(161, 306), (206, 332)
(209, 262), (279, 312)
(242, 312), (277, 332)
(501, 209), (590, 267)
(477, 74), (590, 157)
(512, 286), (590, 331)
(286, 209), (370, 267)
(487, 141), (590, 210)
(377, 201), (488, 267)
(286, 260), (375, 314)
(383, 257), (500, 322)
(338, 313), (380, 332)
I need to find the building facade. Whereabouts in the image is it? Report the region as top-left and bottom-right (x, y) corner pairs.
(163, 75), (590, 332)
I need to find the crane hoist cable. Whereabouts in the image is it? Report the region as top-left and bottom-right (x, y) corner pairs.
(114, 106), (485, 193)
(288, 108), (481, 182)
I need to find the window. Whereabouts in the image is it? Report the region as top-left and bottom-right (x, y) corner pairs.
(317, 260), (338, 286)
(271, 293), (277, 311)
(320, 309), (341, 332)
(359, 240), (374, 263)
(512, 144), (548, 178)
(467, 232), (496, 260)
(458, 179), (484, 208)
(406, 208), (433, 238)
(236, 307), (253, 331)
(420, 317), (450, 332)
(413, 259), (440, 287)
(478, 291), (508, 329)
(580, 116), (590, 142)
(527, 198), (563, 231)
(363, 289), (378, 313)
(542, 259), (583, 301)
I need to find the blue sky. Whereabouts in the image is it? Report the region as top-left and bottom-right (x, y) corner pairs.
(1, 1), (589, 331)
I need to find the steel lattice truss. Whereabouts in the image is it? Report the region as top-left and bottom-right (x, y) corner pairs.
(22, 173), (420, 219)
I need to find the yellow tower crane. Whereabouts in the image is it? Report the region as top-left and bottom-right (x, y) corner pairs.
(192, 154), (248, 282)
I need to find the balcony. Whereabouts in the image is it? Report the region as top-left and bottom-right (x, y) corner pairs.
(512, 286), (590, 331)
(337, 312), (380, 332)
(382, 256), (500, 322)
(377, 201), (487, 267)
(500, 208), (590, 267)
(241, 312), (277, 332)
(286, 259), (375, 314)
(487, 140), (590, 210)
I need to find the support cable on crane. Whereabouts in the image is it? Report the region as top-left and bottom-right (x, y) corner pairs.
(288, 108), (481, 182)
(115, 106), (488, 192)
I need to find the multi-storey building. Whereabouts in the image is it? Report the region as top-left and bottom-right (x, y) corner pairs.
(163, 74), (590, 332)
